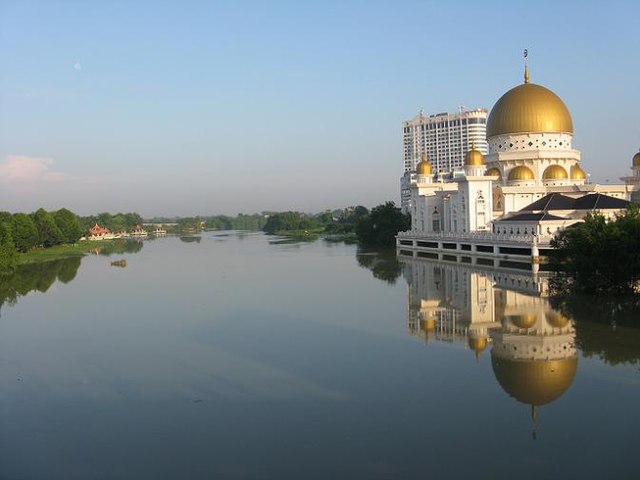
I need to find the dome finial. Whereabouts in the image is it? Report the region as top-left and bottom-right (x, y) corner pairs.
(523, 48), (530, 84)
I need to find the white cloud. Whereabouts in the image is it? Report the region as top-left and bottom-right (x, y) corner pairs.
(73, 61), (82, 71)
(0, 155), (68, 183)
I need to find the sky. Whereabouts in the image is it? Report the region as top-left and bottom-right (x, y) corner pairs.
(1, 0), (639, 217)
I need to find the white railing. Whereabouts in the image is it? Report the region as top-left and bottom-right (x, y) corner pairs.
(397, 230), (555, 246)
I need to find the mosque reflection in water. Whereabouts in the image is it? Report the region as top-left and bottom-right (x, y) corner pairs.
(402, 255), (576, 431)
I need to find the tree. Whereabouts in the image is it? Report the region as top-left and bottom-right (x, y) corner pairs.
(12, 213), (39, 252)
(0, 222), (17, 275)
(262, 211), (318, 234)
(551, 205), (640, 295)
(54, 208), (83, 244)
(32, 208), (63, 248)
(355, 202), (411, 247)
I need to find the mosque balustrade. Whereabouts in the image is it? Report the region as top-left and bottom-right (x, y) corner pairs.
(397, 230), (554, 247)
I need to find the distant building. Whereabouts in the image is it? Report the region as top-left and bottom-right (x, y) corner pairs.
(401, 108), (488, 211)
(88, 223), (113, 240)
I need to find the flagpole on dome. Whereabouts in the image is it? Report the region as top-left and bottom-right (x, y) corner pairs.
(524, 48), (530, 84)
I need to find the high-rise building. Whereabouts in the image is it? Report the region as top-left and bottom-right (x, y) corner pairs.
(400, 108), (488, 211)
(402, 108), (488, 174)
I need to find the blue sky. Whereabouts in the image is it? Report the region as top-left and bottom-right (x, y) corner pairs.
(1, 0), (639, 216)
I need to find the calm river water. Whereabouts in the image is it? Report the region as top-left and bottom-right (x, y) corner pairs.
(1, 232), (639, 479)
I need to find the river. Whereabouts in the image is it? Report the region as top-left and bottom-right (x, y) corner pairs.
(1, 232), (638, 479)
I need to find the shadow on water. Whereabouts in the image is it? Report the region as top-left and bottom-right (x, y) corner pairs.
(0, 256), (82, 315)
(267, 236), (317, 246)
(88, 239), (144, 256)
(355, 248), (403, 284)
(549, 293), (640, 365)
(179, 236), (202, 244)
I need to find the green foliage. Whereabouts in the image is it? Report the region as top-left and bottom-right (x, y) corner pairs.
(11, 213), (39, 252)
(551, 205), (640, 295)
(204, 213), (266, 231)
(0, 222), (18, 275)
(177, 217), (203, 232)
(31, 208), (63, 247)
(263, 211), (320, 234)
(355, 201), (410, 247)
(205, 215), (233, 230)
(233, 213), (266, 231)
(53, 208), (83, 244)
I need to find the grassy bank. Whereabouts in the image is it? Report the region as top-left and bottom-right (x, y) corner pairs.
(16, 240), (115, 265)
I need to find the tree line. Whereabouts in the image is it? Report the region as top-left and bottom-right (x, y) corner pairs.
(0, 208), (85, 274)
(551, 204), (640, 296)
(0, 208), (146, 274)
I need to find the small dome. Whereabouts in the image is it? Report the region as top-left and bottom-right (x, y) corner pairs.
(465, 146), (484, 166)
(633, 151), (640, 167)
(570, 164), (587, 180)
(487, 68), (573, 138)
(416, 153), (433, 175)
(486, 167), (502, 178)
(543, 165), (568, 180)
(507, 314), (537, 329)
(508, 165), (535, 181)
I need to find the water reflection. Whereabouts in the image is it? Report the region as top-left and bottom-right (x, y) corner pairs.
(87, 238), (144, 255)
(401, 255), (578, 433)
(0, 256), (82, 315)
(179, 235), (202, 243)
(355, 248), (403, 284)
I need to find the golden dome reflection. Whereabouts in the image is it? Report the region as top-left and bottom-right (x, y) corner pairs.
(508, 165), (535, 181)
(468, 336), (488, 354)
(506, 314), (537, 329)
(486, 70), (574, 138)
(570, 164), (587, 180)
(546, 312), (570, 329)
(543, 165), (568, 180)
(491, 356), (578, 406)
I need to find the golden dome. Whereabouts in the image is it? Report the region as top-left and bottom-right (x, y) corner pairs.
(465, 145), (484, 166)
(570, 164), (586, 180)
(486, 69), (573, 138)
(542, 165), (568, 180)
(546, 312), (570, 329)
(416, 153), (433, 175)
(486, 167), (502, 178)
(633, 151), (640, 167)
(491, 355), (578, 406)
(508, 165), (535, 181)
(506, 314), (537, 329)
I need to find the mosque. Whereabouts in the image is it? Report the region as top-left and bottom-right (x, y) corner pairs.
(397, 64), (639, 264)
